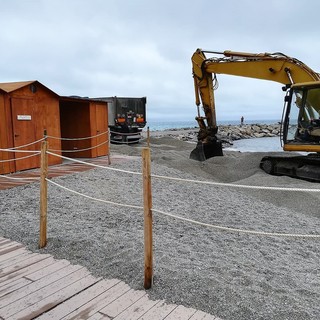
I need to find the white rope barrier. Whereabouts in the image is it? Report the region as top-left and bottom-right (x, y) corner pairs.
(46, 130), (109, 141)
(0, 149), (41, 154)
(48, 140), (109, 153)
(1, 131), (311, 241)
(0, 138), (45, 150)
(46, 150), (320, 193)
(151, 173), (320, 193)
(0, 174), (40, 181)
(152, 208), (320, 239)
(0, 152), (40, 163)
(46, 178), (143, 210)
(46, 151), (141, 175)
(40, 149), (320, 240)
(45, 175), (320, 239)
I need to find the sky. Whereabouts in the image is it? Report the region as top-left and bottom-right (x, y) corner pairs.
(1, 0), (320, 122)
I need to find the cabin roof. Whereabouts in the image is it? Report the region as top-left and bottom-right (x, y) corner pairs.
(0, 80), (58, 96)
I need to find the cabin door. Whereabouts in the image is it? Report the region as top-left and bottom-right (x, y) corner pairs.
(11, 97), (40, 171)
(95, 104), (108, 157)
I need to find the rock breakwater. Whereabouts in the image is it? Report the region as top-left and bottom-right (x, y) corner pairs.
(158, 123), (281, 147)
(218, 123), (280, 146)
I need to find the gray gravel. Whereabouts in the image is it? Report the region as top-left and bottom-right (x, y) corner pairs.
(1, 136), (320, 320)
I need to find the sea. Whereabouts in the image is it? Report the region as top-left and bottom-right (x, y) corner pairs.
(225, 136), (282, 152)
(145, 119), (280, 131)
(145, 119), (282, 152)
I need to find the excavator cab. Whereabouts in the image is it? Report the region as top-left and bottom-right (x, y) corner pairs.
(259, 82), (320, 181)
(282, 82), (320, 150)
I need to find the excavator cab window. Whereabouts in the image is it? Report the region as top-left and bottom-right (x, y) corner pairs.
(285, 89), (302, 141)
(289, 86), (320, 143)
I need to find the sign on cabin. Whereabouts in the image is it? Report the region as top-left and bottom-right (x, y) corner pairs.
(17, 115), (32, 120)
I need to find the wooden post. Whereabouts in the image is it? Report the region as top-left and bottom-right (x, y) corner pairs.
(142, 147), (153, 289)
(147, 126), (150, 148)
(39, 140), (48, 248)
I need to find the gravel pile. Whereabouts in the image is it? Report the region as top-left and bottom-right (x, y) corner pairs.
(1, 136), (320, 320)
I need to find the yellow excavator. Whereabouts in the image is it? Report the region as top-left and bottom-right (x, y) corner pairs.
(191, 49), (320, 181)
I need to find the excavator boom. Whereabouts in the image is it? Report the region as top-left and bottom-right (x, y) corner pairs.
(194, 50), (320, 85)
(192, 49), (320, 129)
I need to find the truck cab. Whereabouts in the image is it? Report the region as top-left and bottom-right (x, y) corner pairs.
(95, 96), (147, 144)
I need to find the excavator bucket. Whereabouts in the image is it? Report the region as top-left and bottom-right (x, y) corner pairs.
(190, 140), (223, 161)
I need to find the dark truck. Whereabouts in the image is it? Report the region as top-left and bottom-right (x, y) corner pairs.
(96, 97), (147, 144)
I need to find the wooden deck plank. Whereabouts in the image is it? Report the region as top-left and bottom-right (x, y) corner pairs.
(0, 254), (51, 279)
(0, 239), (11, 247)
(0, 263), (81, 308)
(0, 260), (70, 298)
(24, 259), (71, 281)
(0, 248), (29, 264)
(0, 252), (37, 269)
(190, 310), (217, 320)
(98, 289), (146, 318)
(0, 238), (222, 320)
(163, 304), (197, 320)
(138, 301), (178, 320)
(0, 242), (24, 255)
(0, 256), (55, 286)
(61, 281), (131, 320)
(0, 277), (33, 298)
(0, 266), (91, 318)
(6, 274), (100, 320)
(108, 294), (159, 320)
(0, 181), (26, 190)
(202, 314), (221, 320)
(0, 156), (114, 190)
(87, 313), (111, 320)
(36, 279), (120, 320)
(0, 241), (21, 250)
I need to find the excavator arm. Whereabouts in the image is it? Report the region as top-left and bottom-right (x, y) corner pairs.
(190, 49), (320, 161)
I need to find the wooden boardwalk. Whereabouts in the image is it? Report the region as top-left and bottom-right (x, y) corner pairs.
(0, 155), (131, 191)
(0, 237), (221, 320)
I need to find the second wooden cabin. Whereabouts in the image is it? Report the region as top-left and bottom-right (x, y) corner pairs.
(59, 96), (108, 158)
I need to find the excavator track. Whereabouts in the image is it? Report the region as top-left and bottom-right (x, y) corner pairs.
(260, 154), (320, 182)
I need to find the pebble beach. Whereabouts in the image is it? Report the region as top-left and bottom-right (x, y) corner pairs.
(1, 127), (320, 320)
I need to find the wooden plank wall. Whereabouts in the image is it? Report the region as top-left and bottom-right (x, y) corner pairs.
(59, 100), (93, 158)
(0, 93), (14, 174)
(60, 100), (109, 159)
(0, 83), (62, 174)
(90, 102), (109, 158)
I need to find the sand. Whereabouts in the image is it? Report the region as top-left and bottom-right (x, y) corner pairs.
(1, 130), (320, 320)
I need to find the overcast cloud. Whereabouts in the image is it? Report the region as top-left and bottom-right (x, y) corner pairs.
(1, 0), (320, 121)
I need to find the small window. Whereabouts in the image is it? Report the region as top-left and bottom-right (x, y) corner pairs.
(29, 84), (37, 93)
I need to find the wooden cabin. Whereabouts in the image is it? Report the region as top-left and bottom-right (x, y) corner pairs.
(0, 81), (109, 175)
(59, 96), (109, 158)
(0, 81), (62, 174)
